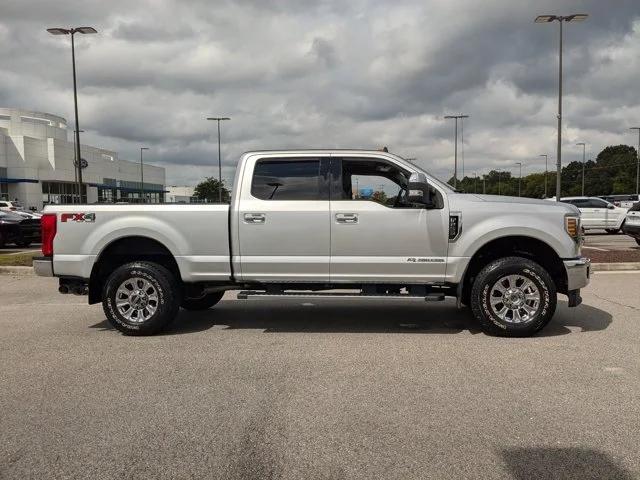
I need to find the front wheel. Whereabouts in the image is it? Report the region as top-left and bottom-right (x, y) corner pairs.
(102, 261), (181, 335)
(181, 291), (224, 310)
(470, 256), (557, 337)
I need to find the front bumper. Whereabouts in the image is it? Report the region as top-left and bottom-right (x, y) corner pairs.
(33, 257), (53, 277)
(564, 257), (590, 291)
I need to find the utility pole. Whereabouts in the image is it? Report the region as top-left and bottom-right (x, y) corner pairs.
(206, 117), (231, 202)
(535, 13), (589, 201)
(539, 154), (548, 198)
(576, 142), (586, 196)
(498, 171), (501, 195)
(630, 128), (640, 195)
(444, 114), (469, 189)
(515, 162), (522, 196)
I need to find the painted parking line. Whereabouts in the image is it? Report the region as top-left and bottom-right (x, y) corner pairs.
(583, 246), (609, 251)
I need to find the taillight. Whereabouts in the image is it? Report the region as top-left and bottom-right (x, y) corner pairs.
(41, 214), (57, 256)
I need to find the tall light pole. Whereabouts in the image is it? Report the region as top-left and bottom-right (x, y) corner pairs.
(576, 142), (586, 196)
(47, 26), (97, 203)
(206, 117), (231, 202)
(498, 171), (501, 195)
(515, 162), (522, 196)
(630, 128), (640, 195)
(483, 174), (486, 194)
(140, 147), (149, 202)
(444, 114), (469, 189)
(539, 154), (548, 198)
(535, 14), (588, 202)
(72, 128), (84, 203)
(474, 172), (477, 193)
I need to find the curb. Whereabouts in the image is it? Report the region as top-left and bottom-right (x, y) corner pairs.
(591, 262), (640, 272)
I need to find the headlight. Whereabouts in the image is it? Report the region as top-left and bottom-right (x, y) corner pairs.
(565, 215), (580, 239)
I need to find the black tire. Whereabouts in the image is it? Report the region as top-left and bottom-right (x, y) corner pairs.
(181, 291), (224, 310)
(470, 256), (557, 337)
(102, 261), (181, 336)
(605, 228), (619, 234)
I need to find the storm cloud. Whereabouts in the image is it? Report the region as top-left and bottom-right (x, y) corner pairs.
(1, 0), (639, 186)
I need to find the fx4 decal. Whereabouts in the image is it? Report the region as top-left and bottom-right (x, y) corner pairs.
(61, 213), (96, 223)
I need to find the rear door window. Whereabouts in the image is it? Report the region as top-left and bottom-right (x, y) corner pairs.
(251, 159), (323, 201)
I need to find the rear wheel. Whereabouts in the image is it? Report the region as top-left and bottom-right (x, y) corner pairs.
(471, 256), (557, 337)
(102, 261), (181, 335)
(181, 291), (224, 310)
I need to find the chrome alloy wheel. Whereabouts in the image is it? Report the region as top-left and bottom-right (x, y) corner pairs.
(115, 277), (159, 323)
(489, 274), (541, 324)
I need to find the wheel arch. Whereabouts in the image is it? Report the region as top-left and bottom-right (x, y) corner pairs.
(88, 236), (181, 304)
(459, 235), (568, 306)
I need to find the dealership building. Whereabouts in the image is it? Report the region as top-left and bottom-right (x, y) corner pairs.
(0, 108), (166, 210)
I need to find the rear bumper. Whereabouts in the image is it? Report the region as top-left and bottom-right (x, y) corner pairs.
(33, 256), (53, 277)
(564, 257), (590, 291)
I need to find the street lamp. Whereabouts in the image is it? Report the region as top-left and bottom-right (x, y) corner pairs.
(140, 147), (149, 202)
(576, 142), (586, 196)
(539, 154), (548, 198)
(535, 13), (588, 201)
(630, 128), (640, 195)
(206, 117), (231, 202)
(444, 114), (469, 189)
(515, 162), (522, 196)
(47, 26), (97, 203)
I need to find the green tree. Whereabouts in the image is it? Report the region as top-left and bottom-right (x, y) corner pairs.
(193, 177), (231, 203)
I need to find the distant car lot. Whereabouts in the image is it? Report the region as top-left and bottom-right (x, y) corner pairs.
(1, 273), (639, 479)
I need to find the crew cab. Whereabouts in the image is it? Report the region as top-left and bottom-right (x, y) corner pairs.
(33, 150), (590, 337)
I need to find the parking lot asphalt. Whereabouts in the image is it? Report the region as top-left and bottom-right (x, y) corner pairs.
(584, 232), (638, 252)
(1, 274), (639, 479)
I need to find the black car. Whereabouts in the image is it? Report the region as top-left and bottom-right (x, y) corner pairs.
(0, 211), (41, 247)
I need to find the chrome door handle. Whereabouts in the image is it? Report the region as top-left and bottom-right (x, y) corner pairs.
(244, 213), (265, 224)
(336, 213), (358, 224)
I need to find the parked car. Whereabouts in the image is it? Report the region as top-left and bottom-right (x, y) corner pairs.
(0, 200), (24, 212)
(0, 210), (41, 247)
(622, 202), (640, 246)
(560, 196), (627, 233)
(13, 210), (42, 220)
(33, 149), (589, 338)
(598, 194), (640, 209)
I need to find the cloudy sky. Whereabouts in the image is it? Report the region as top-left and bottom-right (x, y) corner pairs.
(2, 0), (640, 186)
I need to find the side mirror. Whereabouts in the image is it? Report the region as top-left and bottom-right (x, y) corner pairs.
(407, 172), (435, 208)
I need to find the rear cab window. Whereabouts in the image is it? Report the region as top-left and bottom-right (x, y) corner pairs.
(251, 158), (326, 201)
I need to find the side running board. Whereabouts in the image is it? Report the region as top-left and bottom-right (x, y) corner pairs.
(237, 290), (445, 302)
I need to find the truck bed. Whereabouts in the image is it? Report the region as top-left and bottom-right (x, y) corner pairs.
(45, 204), (232, 282)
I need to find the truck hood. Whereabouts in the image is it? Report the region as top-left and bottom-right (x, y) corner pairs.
(450, 193), (579, 214)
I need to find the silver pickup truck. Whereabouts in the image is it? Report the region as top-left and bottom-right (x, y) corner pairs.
(33, 149), (590, 337)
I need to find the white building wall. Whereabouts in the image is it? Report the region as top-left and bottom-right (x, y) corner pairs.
(0, 108), (166, 209)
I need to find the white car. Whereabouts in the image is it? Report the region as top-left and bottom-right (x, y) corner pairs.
(561, 196), (627, 233)
(0, 200), (24, 212)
